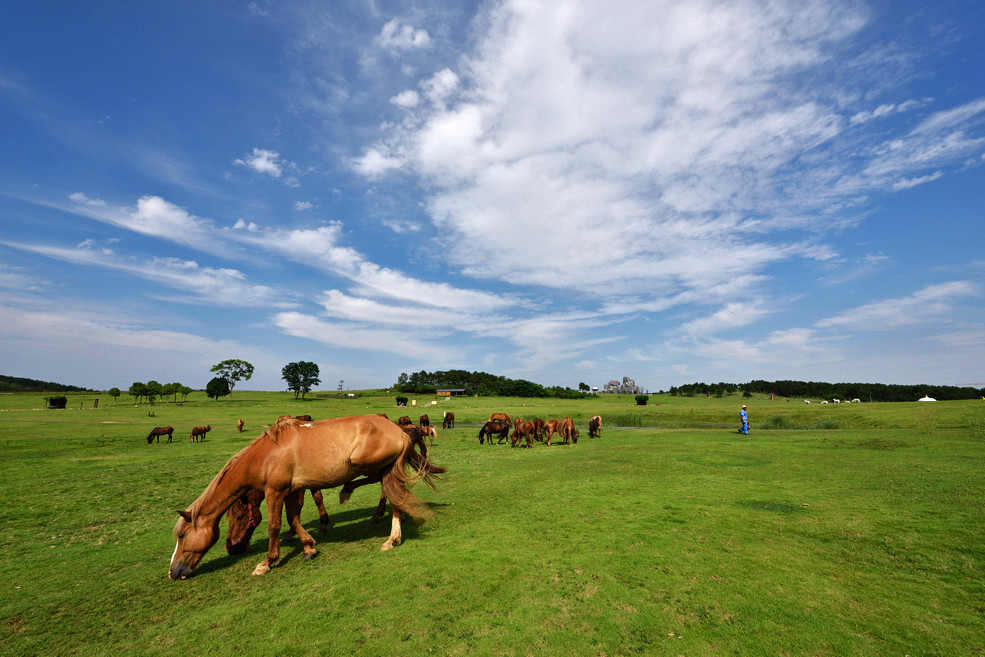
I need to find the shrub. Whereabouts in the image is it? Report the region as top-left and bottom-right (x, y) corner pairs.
(46, 396), (67, 409)
(635, 395), (649, 406)
(395, 396), (408, 407)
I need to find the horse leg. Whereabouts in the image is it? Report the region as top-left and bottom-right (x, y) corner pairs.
(253, 492), (286, 576)
(285, 490), (318, 562)
(371, 486), (388, 524)
(381, 507), (403, 551)
(310, 489), (330, 533)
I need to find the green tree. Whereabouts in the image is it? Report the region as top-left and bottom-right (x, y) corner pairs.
(206, 377), (230, 400)
(282, 361), (321, 400)
(145, 380), (163, 405)
(578, 382), (590, 392)
(128, 382), (147, 404)
(108, 387), (121, 406)
(210, 359), (254, 397)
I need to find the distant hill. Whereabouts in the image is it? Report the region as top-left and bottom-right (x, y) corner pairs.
(0, 375), (93, 393)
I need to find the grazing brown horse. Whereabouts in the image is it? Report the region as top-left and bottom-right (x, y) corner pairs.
(168, 415), (444, 579)
(419, 414), (429, 428)
(190, 425), (211, 443)
(146, 426), (174, 444)
(511, 419), (536, 448)
(532, 418), (546, 441)
(420, 425), (437, 446)
(442, 412), (455, 429)
(588, 415), (602, 438)
(478, 421), (510, 444)
(236, 419), (245, 433)
(225, 488), (331, 555)
(397, 416), (413, 426)
(558, 417), (578, 445)
(544, 420), (560, 446)
(489, 412), (512, 426)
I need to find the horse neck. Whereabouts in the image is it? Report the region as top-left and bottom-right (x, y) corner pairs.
(193, 440), (270, 525)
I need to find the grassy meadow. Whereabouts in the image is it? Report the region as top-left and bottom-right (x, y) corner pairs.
(1, 389), (983, 656)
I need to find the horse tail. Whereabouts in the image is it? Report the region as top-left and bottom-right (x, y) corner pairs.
(381, 434), (446, 523)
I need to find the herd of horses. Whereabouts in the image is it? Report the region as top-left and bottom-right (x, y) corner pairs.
(479, 413), (601, 447)
(167, 409), (600, 580)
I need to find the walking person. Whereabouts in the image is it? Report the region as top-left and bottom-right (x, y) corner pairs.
(739, 404), (749, 435)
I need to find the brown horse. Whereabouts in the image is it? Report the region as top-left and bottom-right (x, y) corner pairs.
(295, 415), (312, 421)
(478, 421), (510, 444)
(544, 420), (560, 446)
(236, 419), (245, 433)
(190, 425), (211, 443)
(588, 415), (602, 438)
(168, 415), (444, 579)
(420, 425), (437, 446)
(532, 418), (546, 441)
(147, 426), (174, 444)
(511, 419), (536, 448)
(225, 488), (331, 555)
(442, 412), (455, 429)
(419, 414), (429, 427)
(489, 412), (512, 426)
(558, 417), (578, 445)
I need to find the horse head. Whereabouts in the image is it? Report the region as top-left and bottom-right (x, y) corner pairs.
(224, 491), (263, 555)
(169, 509), (221, 580)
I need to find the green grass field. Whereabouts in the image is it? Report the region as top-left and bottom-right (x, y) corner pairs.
(1, 390), (983, 656)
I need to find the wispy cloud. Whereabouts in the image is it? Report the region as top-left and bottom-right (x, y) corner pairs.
(378, 19), (432, 51)
(816, 281), (979, 329)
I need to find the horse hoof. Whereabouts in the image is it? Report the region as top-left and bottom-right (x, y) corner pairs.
(381, 542), (393, 551)
(302, 550), (317, 562)
(252, 564), (270, 576)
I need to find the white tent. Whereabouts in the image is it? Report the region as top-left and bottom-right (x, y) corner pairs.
(918, 395), (936, 402)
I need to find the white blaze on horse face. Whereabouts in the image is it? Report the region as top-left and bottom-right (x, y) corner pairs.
(170, 541), (179, 568)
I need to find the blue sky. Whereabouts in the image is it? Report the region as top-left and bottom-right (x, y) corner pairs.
(1, 0), (984, 392)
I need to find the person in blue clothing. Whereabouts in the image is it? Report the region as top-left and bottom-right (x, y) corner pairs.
(739, 404), (749, 435)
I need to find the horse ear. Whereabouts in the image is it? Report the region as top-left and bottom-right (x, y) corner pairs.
(177, 510), (192, 521)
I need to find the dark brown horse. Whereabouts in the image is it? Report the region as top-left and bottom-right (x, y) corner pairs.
(225, 489), (331, 555)
(295, 415), (312, 421)
(442, 412), (455, 429)
(169, 415), (444, 579)
(147, 426), (174, 444)
(190, 425), (211, 443)
(419, 414), (429, 427)
(478, 421), (510, 444)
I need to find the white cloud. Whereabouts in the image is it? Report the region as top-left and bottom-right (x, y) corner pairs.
(69, 192), (106, 207)
(234, 148), (287, 177)
(378, 19), (431, 51)
(816, 281), (979, 329)
(391, 90), (420, 108)
(892, 171), (943, 190)
(294, 200), (314, 210)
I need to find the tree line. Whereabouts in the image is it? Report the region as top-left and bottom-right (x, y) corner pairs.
(668, 379), (984, 402)
(394, 370), (590, 399)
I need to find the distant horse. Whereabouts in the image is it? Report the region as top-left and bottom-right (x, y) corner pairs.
(420, 425), (437, 446)
(419, 414), (430, 428)
(544, 420), (560, 446)
(489, 412), (512, 426)
(397, 416), (413, 426)
(478, 421), (510, 444)
(190, 425), (211, 443)
(295, 415), (312, 421)
(558, 417), (578, 445)
(236, 419), (245, 433)
(169, 415), (445, 579)
(588, 415), (602, 438)
(442, 412), (455, 429)
(511, 419), (536, 448)
(146, 426), (174, 444)
(532, 418), (546, 441)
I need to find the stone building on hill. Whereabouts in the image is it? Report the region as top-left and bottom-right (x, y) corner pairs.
(603, 376), (643, 394)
